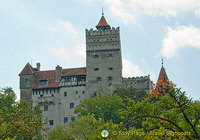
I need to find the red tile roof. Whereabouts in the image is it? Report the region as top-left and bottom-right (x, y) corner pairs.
(62, 67), (86, 76)
(157, 66), (168, 83)
(96, 16), (110, 27)
(19, 63), (34, 76)
(32, 67), (86, 89)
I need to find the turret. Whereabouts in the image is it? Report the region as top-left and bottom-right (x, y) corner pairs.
(19, 63), (35, 104)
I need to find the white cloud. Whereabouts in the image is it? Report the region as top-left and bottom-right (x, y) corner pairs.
(47, 24), (57, 32)
(161, 24), (200, 58)
(129, 0), (199, 17)
(104, 0), (135, 24)
(50, 46), (71, 60)
(47, 21), (86, 65)
(195, 8), (200, 17)
(49, 33), (54, 39)
(72, 43), (86, 59)
(122, 58), (142, 77)
(59, 21), (79, 41)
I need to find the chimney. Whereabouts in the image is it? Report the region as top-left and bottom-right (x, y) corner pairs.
(36, 63), (41, 71)
(56, 65), (62, 82)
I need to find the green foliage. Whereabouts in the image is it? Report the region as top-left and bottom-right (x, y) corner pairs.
(74, 93), (125, 124)
(0, 87), (43, 140)
(49, 114), (123, 140)
(48, 125), (73, 140)
(120, 82), (200, 140)
(114, 88), (147, 104)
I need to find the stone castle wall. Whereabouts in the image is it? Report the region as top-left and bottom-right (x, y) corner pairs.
(122, 75), (152, 93)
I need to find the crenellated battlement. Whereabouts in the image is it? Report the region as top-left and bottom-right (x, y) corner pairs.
(122, 75), (150, 81)
(122, 75), (152, 92)
(86, 27), (120, 51)
(85, 27), (120, 36)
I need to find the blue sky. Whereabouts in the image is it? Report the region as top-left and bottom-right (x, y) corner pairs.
(0, 0), (199, 100)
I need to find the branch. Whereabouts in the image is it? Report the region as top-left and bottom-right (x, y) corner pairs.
(133, 115), (185, 132)
(168, 91), (199, 139)
(194, 117), (200, 128)
(133, 115), (193, 140)
(82, 132), (88, 140)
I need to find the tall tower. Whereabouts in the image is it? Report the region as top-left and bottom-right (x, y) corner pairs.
(85, 13), (122, 97)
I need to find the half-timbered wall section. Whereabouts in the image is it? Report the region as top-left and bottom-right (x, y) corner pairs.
(58, 75), (86, 87)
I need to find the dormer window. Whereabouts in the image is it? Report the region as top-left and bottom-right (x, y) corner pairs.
(39, 80), (48, 87)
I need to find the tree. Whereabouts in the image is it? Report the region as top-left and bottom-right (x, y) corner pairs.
(120, 81), (200, 140)
(0, 87), (43, 139)
(114, 88), (147, 104)
(74, 93), (125, 124)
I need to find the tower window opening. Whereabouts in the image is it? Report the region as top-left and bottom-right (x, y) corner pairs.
(108, 67), (113, 70)
(94, 68), (99, 71)
(93, 54), (99, 58)
(108, 53), (113, 57)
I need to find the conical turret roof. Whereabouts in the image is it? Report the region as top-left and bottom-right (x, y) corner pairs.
(157, 66), (168, 83)
(96, 13), (111, 30)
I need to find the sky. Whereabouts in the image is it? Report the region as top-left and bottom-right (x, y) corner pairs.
(0, 0), (199, 100)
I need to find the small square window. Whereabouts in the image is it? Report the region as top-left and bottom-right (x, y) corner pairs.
(44, 105), (48, 111)
(108, 76), (113, 81)
(96, 77), (102, 81)
(64, 92), (67, 97)
(94, 68), (99, 71)
(71, 117), (75, 122)
(64, 117), (68, 123)
(82, 91), (85, 94)
(70, 103), (74, 108)
(49, 120), (54, 126)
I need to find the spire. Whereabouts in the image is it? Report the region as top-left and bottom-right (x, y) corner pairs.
(157, 59), (169, 84)
(96, 10), (111, 30)
(102, 7), (104, 16)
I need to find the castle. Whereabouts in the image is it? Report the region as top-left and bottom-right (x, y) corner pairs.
(19, 13), (152, 128)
